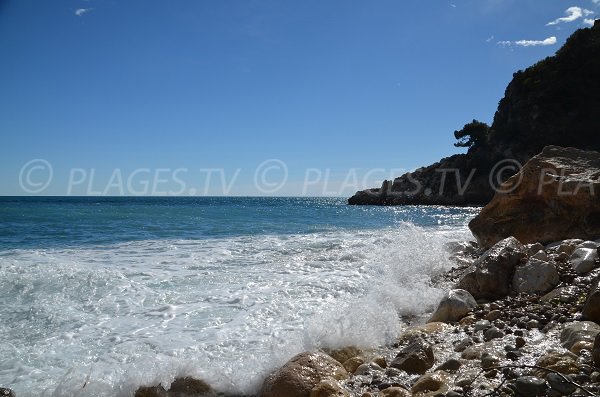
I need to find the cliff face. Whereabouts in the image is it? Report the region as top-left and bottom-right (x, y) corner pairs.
(349, 20), (600, 206)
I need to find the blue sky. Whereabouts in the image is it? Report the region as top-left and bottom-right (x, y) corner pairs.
(0, 0), (597, 196)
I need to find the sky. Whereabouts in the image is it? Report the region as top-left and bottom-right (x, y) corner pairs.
(0, 0), (598, 196)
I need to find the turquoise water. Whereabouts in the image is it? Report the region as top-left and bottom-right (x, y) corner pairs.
(0, 197), (479, 396)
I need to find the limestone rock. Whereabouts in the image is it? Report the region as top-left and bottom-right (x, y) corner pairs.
(560, 321), (600, 350)
(457, 236), (525, 299)
(390, 340), (435, 374)
(261, 352), (348, 397)
(571, 247), (598, 274)
(469, 146), (600, 248)
(427, 289), (477, 323)
(512, 258), (559, 294)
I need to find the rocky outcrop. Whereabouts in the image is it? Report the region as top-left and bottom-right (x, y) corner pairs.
(261, 352), (348, 397)
(349, 21), (600, 206)
(427, 289), (477, 323)
(469, 146), (600, 248)
(456, 237), (525, 300)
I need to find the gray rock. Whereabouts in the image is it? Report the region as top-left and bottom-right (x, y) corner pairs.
(530, 249), (549, 261)
(512, 258), (559, 294)
(354, 362), (382, 376)
(436, 358), (462, 371)
(546, 373), (577, 395)
(390, 340), (434, 374)
(428, 289), (477, 323)
(594, 333), (600, 368)
(525, 243), (545, 256)
(474, 320), (491, 332)
(560, 321), (600, 350)
(481, 352), (499, 369)
(515, 376), (547, 397)
(484, 327), (503, 341)
(578, 240), (600, 250)
(571, 247), (598, 274)
(457, 237), (526, 300)
(0, 389), (15, 397)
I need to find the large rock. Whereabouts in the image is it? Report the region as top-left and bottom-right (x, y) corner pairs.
(457, 237), (525, 300)
(560, 321), (600, 350)
(261, 352), (348, 397)
(469, 146), (600, 249)
(390, 340), (435, 374)
(134, 377), (213, 397)
(571, 247), (599, 274)
(512, 258), (559, 294)
(427, 289), (477, 323)
(594, 333), (600, 367)
(583, 281), (600, 324)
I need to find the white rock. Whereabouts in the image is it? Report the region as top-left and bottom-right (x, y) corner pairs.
(512, 258), (559, 294)
(571, 247), (598, 274)
(428, 289), (477, 324)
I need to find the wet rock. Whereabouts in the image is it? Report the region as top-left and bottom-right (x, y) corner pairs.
(373, 357), (387, 369)
(310, 379), (349, 397)
(481, 352), (499, 369)
(453, 337), (472, 353)
(485, 310), (502, 321)
(455, 370), (479, 388)
(428, 289), (477, 323)
(354, 363), (382, 376)
(469, 146), (600, 247)
(457, 237), (525, 299)
(436, 358), (462, 372)
(512, 258), (559, 294)
(515, 376), (547, 397)
(525, 243), (545, 255)
(397, 323), (449, 343)
(530, 249), (549, 261)
(0, 389), (15, 397)
(546, 373), (577, 395)
(515, 336), (526, 349)
(483, 327), (503, 341)
(134, 377), (213, 397)
(411, 371), (450, 397)
(571, 247), (599, 274)
(541, 286), (580, 303)
(560, 321), (600, 350)
(474, 320), (491, 332)
(342, 357), (364, 374)
(379, 387), (410, 397)
(390, 340), (434, 374)
(261, 352), (348, 397)
(571, 340), (594, 355)
(324, 346), (363, 365)
(535, 352), (580, 376)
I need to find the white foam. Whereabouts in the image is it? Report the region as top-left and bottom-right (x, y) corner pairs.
(0, 223), (473, 396)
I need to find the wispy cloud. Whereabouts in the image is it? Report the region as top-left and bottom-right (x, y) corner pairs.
(75, 8), (92, 17)
(497, 36), (557, 48)
(583, 18), (597, 25)
(546, 6), (593, 26)
(449, 3), (457, 8)
(515, 36), (558, 47)
(593, 0), (600, 5)
(486, 35), (495, 43)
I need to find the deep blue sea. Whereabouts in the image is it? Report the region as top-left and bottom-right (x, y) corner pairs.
(0, 197), (479, 396)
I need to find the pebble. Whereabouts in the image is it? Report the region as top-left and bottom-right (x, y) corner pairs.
(515, 336), (526, 348)
(474, 320), (491, 332)
(484, 326), (503, 341)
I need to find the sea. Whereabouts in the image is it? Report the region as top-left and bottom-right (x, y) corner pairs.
(0, 197), (479, 397)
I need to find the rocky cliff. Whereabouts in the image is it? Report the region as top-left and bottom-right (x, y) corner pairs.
(349, 20), (600, 206)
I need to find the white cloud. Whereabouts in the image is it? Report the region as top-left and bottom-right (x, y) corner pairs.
(498, 36), (557, 48)
(583, 18), (597, 25)
(75, 8), (92, 17)
(515, 36), (558, 47)
(486, 35), (495, 42)
(593, 0), (600, 4)
(546, 6), (593, 25)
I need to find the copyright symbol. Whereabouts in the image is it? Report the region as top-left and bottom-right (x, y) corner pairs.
(254, 159), (288, 194)
(489, 159), (522, 194)
(19, 159), (53, 194)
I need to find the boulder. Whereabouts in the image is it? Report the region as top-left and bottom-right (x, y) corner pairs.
(390, 340), (435, 374)
(560, 321), (600, 350)
(427, 289), (477, 323)
(457, 237), (526, 299)
(323, 346), (362, 365)
(583, 281), (600, 324)
(134, 377), (213, 397)
(571, 247), (598, 274)
(512, 258), (559, 294)
(261, 352), (348, 397)
(469, 146), (600, 248)
(515, 376), (547, 397)
(309, 379), (349, 397)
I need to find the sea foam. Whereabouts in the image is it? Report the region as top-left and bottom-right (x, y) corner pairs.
(0, 223), (472, 396)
